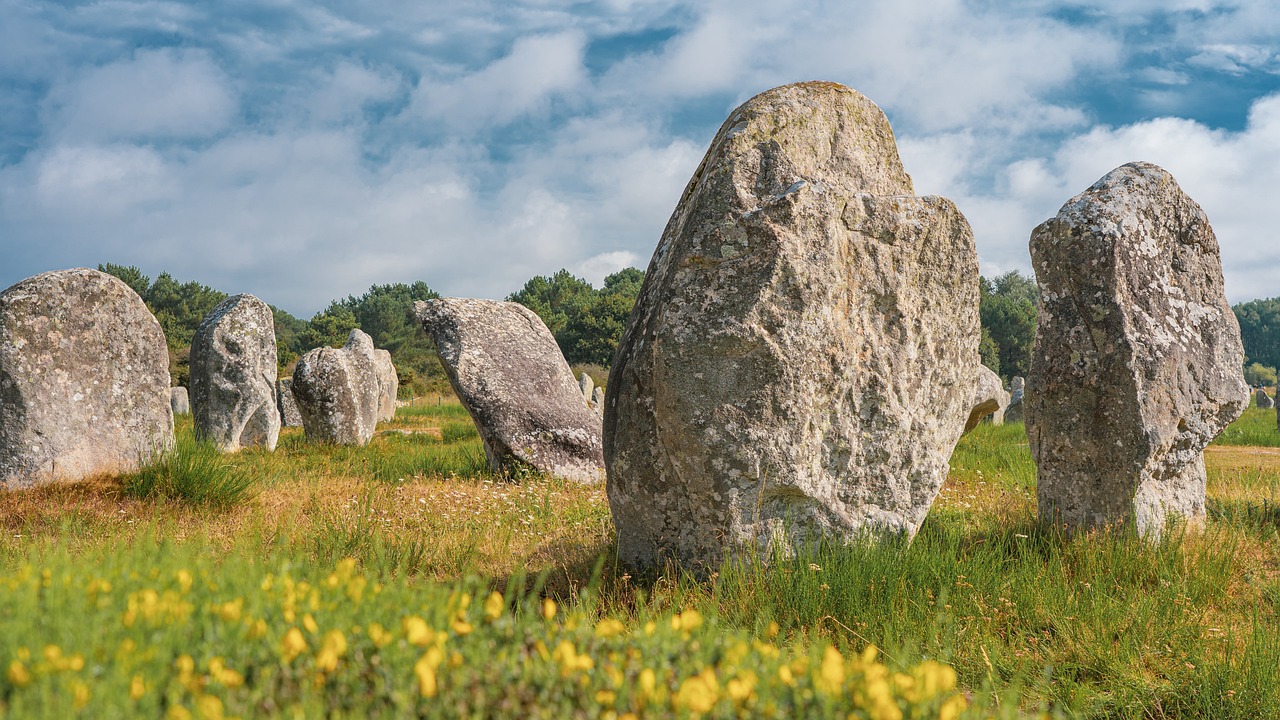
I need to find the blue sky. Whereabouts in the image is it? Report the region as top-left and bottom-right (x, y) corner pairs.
(2, 0), (1278, 316)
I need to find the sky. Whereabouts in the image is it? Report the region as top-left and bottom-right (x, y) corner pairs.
(1, 0), (1278, 317)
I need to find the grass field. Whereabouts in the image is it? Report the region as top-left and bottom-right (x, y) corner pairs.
(1, 405), (1278, 717)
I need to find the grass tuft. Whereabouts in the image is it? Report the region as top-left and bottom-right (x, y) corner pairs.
(121, 431), (258, 509)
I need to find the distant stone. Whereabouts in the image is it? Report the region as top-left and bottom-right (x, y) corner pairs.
(0, 268), (173, 489)
(190, 294), (280, 452)
(591, 386), (605, 414)
(1004, 376), (1025, 423)
(374, 349), (398, 423)
(965, 365), (1010, 433)
(292, 329), (380, 446)
(415, 298), (605, 483)
(170, 387), (190, 416)
(606, 81), (980, 570)
(1256, 389), (1274, 410)
(579, 373), (594, 403)
(277, 379), (302, 427)
(1027, 162), (1249, 539)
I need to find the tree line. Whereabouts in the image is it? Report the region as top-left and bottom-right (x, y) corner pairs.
(99, 263), (1277, 397)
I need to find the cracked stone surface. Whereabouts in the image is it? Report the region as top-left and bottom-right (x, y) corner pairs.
(605, 81), (980, 570)
(1, 268), (173, 489)
(292, 329), (380, 446)
(1027, 162), (1248, 539)
(415, 298), (604, 483)
(190, 294), (280, 452)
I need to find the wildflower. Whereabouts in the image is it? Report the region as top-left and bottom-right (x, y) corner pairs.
(483, 591), (504, 622)
(166, 705), (192, 720)
(551, 641), (594, 676)
(316, 630), (348, 673)
(368, 622), (391, 648)
(451, 618), (474, 636)
(196, 693), (224, 720)
(130, 674), (146, 700)
(281, 628), (308, 662)
(414, 646), (444, 698)
(675, 669), (719, 714)
(302, 614), (319, 634)
(818, 646), (845, 694)
(247, 618), (268, 639)
(541, 598), (557, 620)
(209, 658), (244, 688)
(725, 671), (757, 703)
(403, 617), (437, 647)
(638, 668), (656, 696)
(216, 599), (243, 623)
(671, 609), (703, 633)
(939, 693), (969, 720)
(595, 689), (616, 705)
(176, 570), (193, 594)
(7, 660), (31, 687)
(71, 680), (90, 709)
(594, 618), (627, 639)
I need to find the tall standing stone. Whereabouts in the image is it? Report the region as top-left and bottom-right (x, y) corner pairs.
(591, 386), (605, 415)
(373, 349), (398, 423)
(170, 387), (190, 416)
(1004, 377), (1025, 423)
(1, 268), (173, 489)
(1256, 389), (1274, 410)
(579, 373), (594, 403)
(190, 294), (280, 452)
(277, 379), (302, 427)
(1028, 162), (1248, 539)
(606, 81), (981, 570)
(965, 365), (1010, 433)
(292, 329), (380, 446)
(415, 298), (605, 483)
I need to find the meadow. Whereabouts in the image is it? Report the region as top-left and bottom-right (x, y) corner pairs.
(1, 402), (1278, 718)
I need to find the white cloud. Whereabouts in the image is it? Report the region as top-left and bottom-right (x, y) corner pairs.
(578, 251), (641, 284)
(44, 48), (237, 142)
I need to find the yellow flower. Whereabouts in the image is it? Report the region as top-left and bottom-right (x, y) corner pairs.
(368, 623), (391, 648)
(638, 668), (656, 696)
(541, 598), (557, 620)
(176, 570), (193, 594)
(403, 616), (437, 646)
(130, 674), (146, 700)
(451, 618), (474, 636)
(595, 689), (616, 705)
(594, 618), (627, 639)
(818, 646), (845, 695)
(675, 669), (719, 714)
(726, 671), (757, 703)
(6, 660), (31, 687)
(281, 628), (308, 662)
(414, 647), (444, 698)
(671, 609), (703, 632)
(166, 705), (192, 720)
(302, 614), (319, 634)
(196, 693), (224, 720)
(216, 599), (243, 623)
(71, 680), (90, 709)
(247, 619), (268, 640)
(482, 591), (504, 622)
(316, 630), (348, 673)
(777, 664), (795, 687)
(551, 641), (594, 676)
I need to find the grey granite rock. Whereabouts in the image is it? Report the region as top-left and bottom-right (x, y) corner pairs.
(415, 298), (605, 483)
(190, 294), (280, 452)
(965, 365), (1010, 433)
(292, 329), (380, 446)
(1255, 389), (1274, 410)
(1027, 162), (1248, 539)
(1, 268), (173, 488)
(605, 81), (981, 570)
(591, 386), (605, 415)
(277, 379), (302, 427)
(1004, 376), (1025, 423)
(170, 387), (190, 416)
(374, 349), (398, 423)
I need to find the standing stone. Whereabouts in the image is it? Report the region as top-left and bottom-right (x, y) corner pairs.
(170, 387), (190, 416)
(1256, 389), (1274, 410)
(373, 349), (398, 423)
(292, 329), (380, 445)
(579, 373), (594, 403)
(591, 386), (605, 415)
(415, 298), (605, 483)
(1028, 162), (1248, 539)
(965, 365), (1010, 433)
(190, 294), (280, 452)
(606, 81), (981, 570)
(277, 378), (302, 427)
(1, 268), (174, 489)
(1004, 377), (1025, 423)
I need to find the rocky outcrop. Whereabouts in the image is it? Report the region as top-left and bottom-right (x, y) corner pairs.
(277, 379), (302, 427)
(605, 81), (981, 570)
(170, 387), (190, 416)
(374, 349), (398, 423)
(1, 268), (173, 488)
(291, 329), (380, 446)
(965, 365), (1009, 433)
(190, 294), (280, 452)
(1027, 162), (1248, 539)
(414, 298), (605, 483)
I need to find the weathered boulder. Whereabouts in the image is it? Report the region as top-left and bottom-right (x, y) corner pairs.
(1027, 162), (1248, 539)
(605, 81), (981, 570)
(414, 298), (605, 483)
(170, 387), (190, 416)
(1, 268), (173, 489)
(190, 294), (280, 452)
(1004, 376), (1025, 423)
(579, 373), (594, 403)
(1256, 389), (1274, 410)
(277, 379), (302, 427)
(374, 349), (398, 423)
(591, 386), (605, 414)
(292, 329), (380, 446)
(965, 365), (1010, 433)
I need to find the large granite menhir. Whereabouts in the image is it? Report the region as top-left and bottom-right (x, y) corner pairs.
(606, 81), (980, 570)
(292, 329), (380, 446)
(190, 294), (280, 452)
(1256, 390), (1275, 410)
(1, 268), (174, 489)
(374, 349), (398, 423)
(1028, 162), (1248, 539)
(414, 298), (605, 483)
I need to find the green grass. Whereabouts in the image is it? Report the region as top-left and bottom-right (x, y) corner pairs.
(1213, 408), (1280, 447)
(121, 430), (260, 509)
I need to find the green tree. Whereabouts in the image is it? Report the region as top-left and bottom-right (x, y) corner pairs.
(97, 263), (151, 298)
(507, 270), (595, 337)
(1234, 297), (1280, 372)
(980, 271), (1038, 381)
(1244, 362), (1277, 387)
(509, 268), (644, 367)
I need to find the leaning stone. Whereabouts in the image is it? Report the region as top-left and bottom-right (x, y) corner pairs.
(277, 378), (302, 427)
(190, 294), (280, 452)
(1004, 376), (1025, 423)
(415, 298), (605, 483)
(965, 365), (1010, 433)
(1027, 162), (1249, 539)
(292, 329), (380, 446)
(1256, 389), (1274, 410)
(374, 349), (398, 423)
(170, 387), (190, 416)
(606, 81), (980, 571)
(1, 268), (173, 489)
